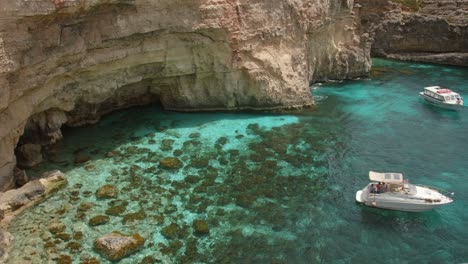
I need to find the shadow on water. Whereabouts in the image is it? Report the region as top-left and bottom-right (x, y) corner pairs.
(27, 104), (295, 178)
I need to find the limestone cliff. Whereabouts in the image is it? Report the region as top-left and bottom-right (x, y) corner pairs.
(0, 0), (370, 191)
(357, 0), (468, 65)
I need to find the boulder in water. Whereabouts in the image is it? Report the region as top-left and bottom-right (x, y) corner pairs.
(49, 220), (66, 234)
(93, 232), (145, 261)
(193, 220), (209, 235)
(159, 157), (183, 169)
(89, 215), (110, 226)
(95, 184), (118, 199)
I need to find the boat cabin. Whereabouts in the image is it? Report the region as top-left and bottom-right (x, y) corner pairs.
(368, 171), (414, 194)
(423, 86), (462, 104)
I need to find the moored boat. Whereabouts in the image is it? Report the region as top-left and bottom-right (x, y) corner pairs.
(419, 86), (463, 110)
(355, 171), (453, 212)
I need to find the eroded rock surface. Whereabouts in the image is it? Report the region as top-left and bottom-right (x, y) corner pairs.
(0, 0), (372, 190)
(0, 170), (66, 225)
(15, 143), (43, 168)
(358, 0), (468, 65)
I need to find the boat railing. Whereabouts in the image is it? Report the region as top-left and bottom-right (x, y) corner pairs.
(414, 184), (455, 198)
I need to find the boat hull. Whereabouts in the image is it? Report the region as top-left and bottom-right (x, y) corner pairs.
(360, 196), (448, 212)
(419, 92), (464, 110)
(355, 185), (453, 212)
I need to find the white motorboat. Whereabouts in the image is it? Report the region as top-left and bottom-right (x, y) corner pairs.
(355, 171), (453, 212)
(419, 86), (464, 110)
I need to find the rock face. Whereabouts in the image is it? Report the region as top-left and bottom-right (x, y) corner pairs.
(93, 232), (145, 261)
(0, 229), (14, 263)
(0, 0), (372, 190)
(357, 0), (468, 65)
(0, 170), (66, 224)
(15, 143), (43, 168)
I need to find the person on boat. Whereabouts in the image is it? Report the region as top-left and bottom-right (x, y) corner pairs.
(377, 182), (384, 193)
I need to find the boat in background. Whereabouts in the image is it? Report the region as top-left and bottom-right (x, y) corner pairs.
(419, 86), (464, 110)
(355, 171), (453, 212)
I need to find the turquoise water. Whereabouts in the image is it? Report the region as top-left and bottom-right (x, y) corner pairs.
(6, 59), (468, 263)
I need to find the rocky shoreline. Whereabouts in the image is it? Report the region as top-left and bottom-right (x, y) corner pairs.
(1, 1), (468, 192)
(0, 170), (67, 262)
(384, 52), (468, 66)
(0, 170), (155, 262)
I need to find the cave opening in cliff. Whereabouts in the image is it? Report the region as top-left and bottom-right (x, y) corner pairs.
(13, 86), (163, 186)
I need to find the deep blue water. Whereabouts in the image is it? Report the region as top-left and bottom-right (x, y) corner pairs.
(6, 59), (468, 263)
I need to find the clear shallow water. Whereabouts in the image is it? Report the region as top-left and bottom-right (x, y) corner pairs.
(6, 59), (468, 263)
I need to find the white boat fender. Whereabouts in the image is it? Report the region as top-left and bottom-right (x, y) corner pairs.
(371, 202), (376, 207)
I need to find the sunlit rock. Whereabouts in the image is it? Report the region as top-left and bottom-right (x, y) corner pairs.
(93, 232), (145, 261)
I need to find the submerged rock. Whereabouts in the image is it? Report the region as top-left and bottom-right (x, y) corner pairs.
(173, 149), (183, 156)
(57, 255), (72, 264)
(159, 157), (183, 170)
(80, 258), (99, 264)
(49, 220), (66, 234)
(93, 232), (145, 261)
(73, 231), (83, 240)
(216, 136), (228, 146)
(235, 194), (256, 208)
(161, 240), (183, 256)
(95, 184), (118, 199)
(122, 210), (146, 224)
(55, 233), (71, 241)
(105, 205), (127, 216)
(0, 170), (66, 225)
(140, 256), (157, 264)
(89, 215), (110, 226)
(190, 158), (209, 168)
(189, 132), (200, 139)
(74, 155), (90, 164)
(161, 223), (185, 239)
(67, 241), (82, 253)
(184, 175), (200, 184)
(161, 139), (175, 151)
(193, 220), (210, 235)
(77, 202), (95, 212)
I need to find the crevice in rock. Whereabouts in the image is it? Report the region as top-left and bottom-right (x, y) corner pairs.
(14, 108), (68, 186)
